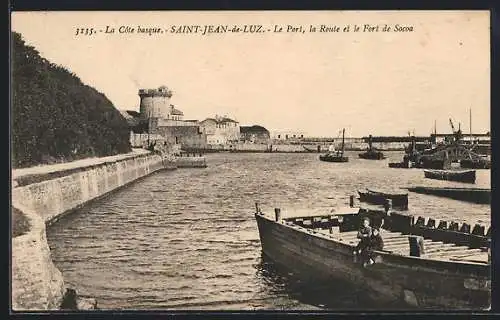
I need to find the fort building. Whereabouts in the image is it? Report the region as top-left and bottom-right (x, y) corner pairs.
(125, 85), (207, 150)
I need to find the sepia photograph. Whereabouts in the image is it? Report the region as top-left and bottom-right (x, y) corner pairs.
(10, 10), (491, 312)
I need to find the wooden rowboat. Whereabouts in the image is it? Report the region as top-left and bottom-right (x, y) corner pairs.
(424, 169), (476, 184)
(358, 188), (409, 210)
(406, 186), (490, 205)
(254, 204), (490, 310)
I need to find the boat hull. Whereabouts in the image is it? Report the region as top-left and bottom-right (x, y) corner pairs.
(424, 169), (476, 184)
(388, 162), (409, 168)
(460, 159), (491, 169)
(319, 154), (349, 162)
(359, 152), (386, 160)
(358, 189), (408, 210)
(255, 213), (490, 310)
(407, 186), (490, 204)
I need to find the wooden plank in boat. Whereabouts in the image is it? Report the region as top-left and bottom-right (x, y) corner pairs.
(449, 253), (489, 264)
(384, 241), (447, 250)
(424, 247), (482, 259)
(280, 207), (335, 219)
(420, 243), (456, 251)
(366, 187), (408, 196)
(383, 245), (411, 252)
(383, 239), (411, 245)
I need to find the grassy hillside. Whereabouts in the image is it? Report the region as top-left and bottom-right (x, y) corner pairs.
(11, 31), (132, 168)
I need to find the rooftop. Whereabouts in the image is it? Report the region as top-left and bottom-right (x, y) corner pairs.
(138, 85), (173, 98)
(240, 125), (269, 134)
(202, 116), (239, 124)
(170, 104), (184, 116)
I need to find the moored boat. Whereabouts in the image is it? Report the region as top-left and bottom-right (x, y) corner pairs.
(319, 128), (349, 163)
(358, 188), (409, 210)
(460, 159), (491, 169)
(388, 162), (409, 168)
(358, 134), (386, 160)
(406, 186), (490, 204)
(424, 169), (476, 184)
(359, 150), (386, 160)
(254, 203), (490, 310)
(319, 153), (349, 162)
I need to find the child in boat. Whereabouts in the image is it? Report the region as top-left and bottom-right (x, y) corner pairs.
(363, 228), (385, 267)
(354, 217), (372, 256)
(370, 228), (384, 251)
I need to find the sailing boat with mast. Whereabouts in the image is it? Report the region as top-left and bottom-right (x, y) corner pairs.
(319, 128), (349, 162)
(359, 134), (386, 160)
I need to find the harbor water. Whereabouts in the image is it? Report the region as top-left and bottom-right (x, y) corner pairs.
(47, 152), (491, 310)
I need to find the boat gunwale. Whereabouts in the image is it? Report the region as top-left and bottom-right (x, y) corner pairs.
(423, 169), (476, 174)
(364, 188), (408, 197)
(407, 186), (490, 192)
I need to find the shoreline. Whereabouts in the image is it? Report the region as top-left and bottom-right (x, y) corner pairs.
(182, 147), (407, 153)
(11, 150), (184, 311)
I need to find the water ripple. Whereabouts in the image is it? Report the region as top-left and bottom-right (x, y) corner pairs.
(46, 152), (490, 310)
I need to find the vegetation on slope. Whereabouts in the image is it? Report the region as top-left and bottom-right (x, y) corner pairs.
(11, 31), (131, 168)
(12, 207), (31, 238)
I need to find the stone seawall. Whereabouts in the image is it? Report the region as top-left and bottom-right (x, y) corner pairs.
(184, 142), (408, 153)
(11, 149), (166, 311)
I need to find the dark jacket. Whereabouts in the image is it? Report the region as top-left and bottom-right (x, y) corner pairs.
(370, 233), (384, 251)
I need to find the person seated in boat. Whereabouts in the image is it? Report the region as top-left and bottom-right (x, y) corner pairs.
(363, 228), (384, 267)
(328, 144), (336, 154)
(370, 228), (384, 251)
(353, 217), (372, 256)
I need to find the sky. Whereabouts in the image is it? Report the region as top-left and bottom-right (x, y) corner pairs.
(11, 11), (490, 137)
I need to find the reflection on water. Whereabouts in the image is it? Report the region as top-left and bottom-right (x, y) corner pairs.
(47, 152), (490, 310)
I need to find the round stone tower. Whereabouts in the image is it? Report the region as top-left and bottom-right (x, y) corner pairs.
(138, 85), (173, 120)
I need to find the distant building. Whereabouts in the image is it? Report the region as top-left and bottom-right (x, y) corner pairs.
(270, 130), (306, 142)
(240, 125), (270, 144)
(200, 115), (240, 145)
(430, 133), (490, 144)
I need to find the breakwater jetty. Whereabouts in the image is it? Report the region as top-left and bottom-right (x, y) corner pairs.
(11, 149), (205, 310)
(183, 141), (408, 154)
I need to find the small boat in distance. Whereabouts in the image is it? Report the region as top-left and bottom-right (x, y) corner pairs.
(319, 128), (349, 163)
(424, 169), (476, 184)
(359, 135), (386, 160)
(388, 162), (409, 168)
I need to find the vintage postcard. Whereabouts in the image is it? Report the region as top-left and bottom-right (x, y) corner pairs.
(10, 10), (491, 312)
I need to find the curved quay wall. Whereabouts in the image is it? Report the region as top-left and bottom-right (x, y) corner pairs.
(11, 150), (166, 311)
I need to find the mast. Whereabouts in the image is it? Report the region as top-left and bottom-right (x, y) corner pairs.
(470, 108), (472, 146)
(147, 109), (151, 147)
(341, 128), (345, 156)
